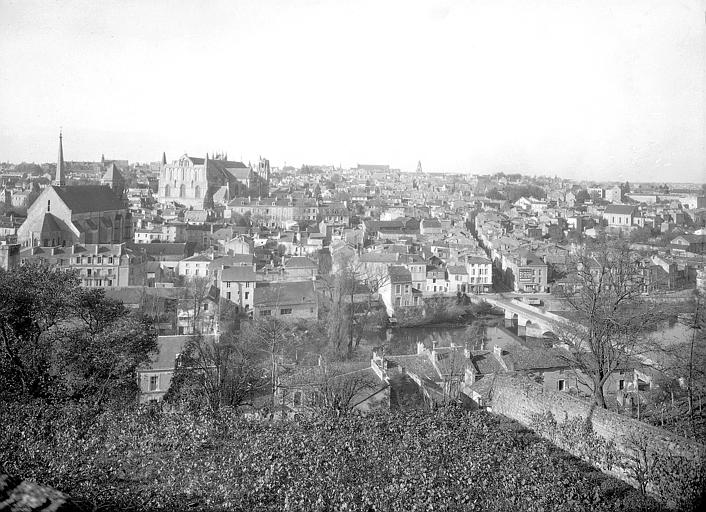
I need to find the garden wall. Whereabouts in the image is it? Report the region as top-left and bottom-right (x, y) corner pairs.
(490, 374), (705, 509)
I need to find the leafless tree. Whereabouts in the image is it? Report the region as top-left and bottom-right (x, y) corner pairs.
(554, 241), (668, 408)
(166, 333), (268, 413)
(299, 360), (379, 414)
(319, 256), (387, 357)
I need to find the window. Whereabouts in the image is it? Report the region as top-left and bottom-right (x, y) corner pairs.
(404, 284), (410, 293)
(203, 303), (208, 311)
(395, 297), (401, 306)
(87, 269), (92, 276)
(226, 282), (231, 288)
(245, 291), (249, 299)
(226, 292), (231, 300)
(395, 284), (401, 294)
(280, 308), (292, 315)
(245, 282), (250, 288)
(261, 310), (272, 316)
(107, 280), (112, 286)
(558, 379), (565, 391)
(76, 257), (81, 264)
(186, 269), (190, 275)
(619, 379), (625, 390)
(149, 375), (158, 391)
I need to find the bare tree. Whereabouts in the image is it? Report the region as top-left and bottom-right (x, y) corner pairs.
(555, 241), (667, 408)
(319, 257), (387, 357)
(180, 276), (214, 334)
(284, 360), (379, 415)
(165, 332), (269, 413)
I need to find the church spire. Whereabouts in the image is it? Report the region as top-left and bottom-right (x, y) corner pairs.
(55, 131), (66, 186)
(161, 152), (167, 166)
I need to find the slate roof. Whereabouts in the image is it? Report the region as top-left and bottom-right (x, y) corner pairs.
(254, 280), (316, 307)
(388, 265), (412, 283)
(129, 242), (190, 257)
(39, 213), (66, 234)
(101, 163), (124, 184)
(221, 266), (257, 282)
(54, 185), (124, 213)
(386, 354), (438, 380)
(285, 256), (317, 269)
(604, 205), (636, 216)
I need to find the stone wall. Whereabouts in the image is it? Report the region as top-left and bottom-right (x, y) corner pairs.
(490, 374), (705, 508)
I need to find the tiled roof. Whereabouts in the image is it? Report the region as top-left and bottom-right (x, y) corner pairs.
(54, 185), (124, 213)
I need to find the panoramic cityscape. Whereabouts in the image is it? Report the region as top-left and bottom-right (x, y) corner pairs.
(1, 1), (704, 511)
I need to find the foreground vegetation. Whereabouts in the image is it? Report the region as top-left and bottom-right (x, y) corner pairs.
(1, 403), (663, 511)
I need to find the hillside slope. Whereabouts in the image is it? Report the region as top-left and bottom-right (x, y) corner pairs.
(1, 403), (659, 511)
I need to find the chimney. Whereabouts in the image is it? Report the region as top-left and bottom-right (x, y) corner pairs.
(432, 339), (438, 351)
(416, 341), (425, 355)
(493, 345), (502, 357)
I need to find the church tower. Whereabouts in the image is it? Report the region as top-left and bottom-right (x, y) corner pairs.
(55, 131), (66, 186)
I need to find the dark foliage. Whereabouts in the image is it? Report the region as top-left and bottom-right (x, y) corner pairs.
(0, 403), (662, 512)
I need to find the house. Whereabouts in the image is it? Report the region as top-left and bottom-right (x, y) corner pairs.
(220, 266), (257, 313)
(378, 265), (422, 317)
(137, 334), (216, 403)
(253, 280), (318, 319)
(447, 265), (470, 293)
(464, 255), (492, 293)
(129, 242), (193, 273)
(208, 254), (255, 283)
(275, 361), (389, 416)
(283, 256), (318, 281)
(670, 234), (706, 256)
(19, 242), (145, 287)
(176, 285), (220, 335)
(178, 253), (213, 278)
(603, 205), (636, 230)
(502, 250), (548, 293)
(425, 266), (448, 295)
(419, 218), (442, 236)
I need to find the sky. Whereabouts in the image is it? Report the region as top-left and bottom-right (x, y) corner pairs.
(0, 0), (704, 182)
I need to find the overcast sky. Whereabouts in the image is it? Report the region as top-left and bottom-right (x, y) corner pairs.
(0, 0), (704, 182)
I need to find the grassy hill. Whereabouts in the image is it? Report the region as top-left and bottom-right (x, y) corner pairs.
(1, 402), (661, 511)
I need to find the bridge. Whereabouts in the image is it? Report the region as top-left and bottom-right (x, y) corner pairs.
(474, 294), (571, 338)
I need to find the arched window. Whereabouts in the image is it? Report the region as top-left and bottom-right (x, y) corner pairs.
(179, 184), (186, 198)
(194, 185), (201, 198)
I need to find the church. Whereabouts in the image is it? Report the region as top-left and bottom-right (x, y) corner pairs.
(157, 153), (269, 209)
(17, 133), (133, 247)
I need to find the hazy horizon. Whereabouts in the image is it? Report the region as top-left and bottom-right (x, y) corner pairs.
(1, 0), (704, 182)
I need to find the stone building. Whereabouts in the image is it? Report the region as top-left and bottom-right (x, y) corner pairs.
(157, 153), (269, 209)
(17, 133), (132, 247)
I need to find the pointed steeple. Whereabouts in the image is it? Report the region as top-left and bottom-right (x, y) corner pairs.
(161, 152), (167, 166)
(55, 131), (66, 186)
